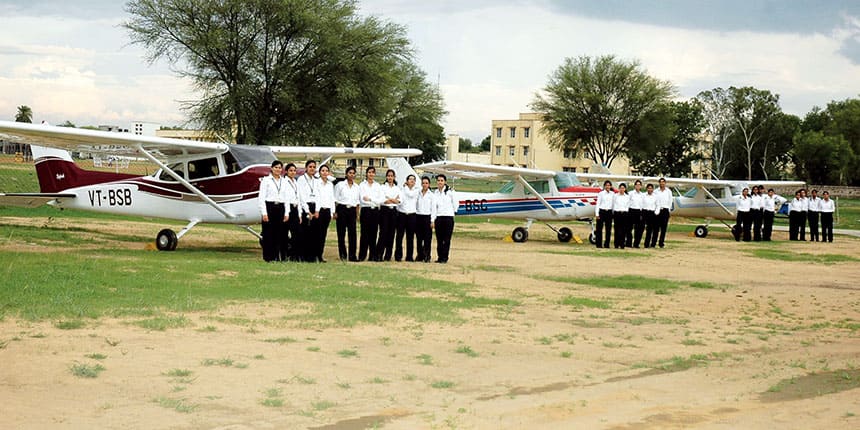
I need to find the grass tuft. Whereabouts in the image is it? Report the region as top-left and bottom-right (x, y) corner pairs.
(70, 362), (105, 378)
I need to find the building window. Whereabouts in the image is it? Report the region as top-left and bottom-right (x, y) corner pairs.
(563, 149), (577, 159)
(582, 167), (589, 174)
(562, 167), (577, 173)
(496, 127), (502, 138)
(523, 146), (529, 157)
(524, 127), (530, 138)
(495, 145), (501, 156)
(509, 146), (515, 157)
(510, 127), (516, 138)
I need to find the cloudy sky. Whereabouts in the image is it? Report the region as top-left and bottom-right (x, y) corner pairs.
(1, 0), (858, 144)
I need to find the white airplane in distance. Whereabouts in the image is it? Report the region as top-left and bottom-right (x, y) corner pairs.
(416, 160), (601, 243)
(576, 173), (805, 238)
(0, 120), (421, 250)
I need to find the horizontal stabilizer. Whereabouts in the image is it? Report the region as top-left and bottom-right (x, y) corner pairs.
(0, 193), (76, 208)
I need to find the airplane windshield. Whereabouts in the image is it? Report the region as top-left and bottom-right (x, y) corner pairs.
(684, 188), (698, 198)
(496, 180), (549, 195)
(497, 181), (515, 194)
(555, 172), (581, 188)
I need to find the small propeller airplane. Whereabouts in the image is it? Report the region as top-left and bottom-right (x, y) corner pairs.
(415, 160), (601, 243)
(416, 160), (805, 243)
(576, 173), (805, 238)
(0, 120), (420, 250)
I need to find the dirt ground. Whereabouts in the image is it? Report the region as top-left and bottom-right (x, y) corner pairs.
(2, 219), (860, 429)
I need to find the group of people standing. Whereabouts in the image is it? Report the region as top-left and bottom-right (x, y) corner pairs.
(594, 178), (673, 249)
(258, 161), (458, 263)
(787, 189), (836, 242)
(732, 185), (783, 242)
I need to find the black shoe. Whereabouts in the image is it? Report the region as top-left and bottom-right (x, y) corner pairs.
(405, 258), (413, 262)
(596, 245), (603, 248)
(349, 257), (359, 262)
(318, 258), (327, 263)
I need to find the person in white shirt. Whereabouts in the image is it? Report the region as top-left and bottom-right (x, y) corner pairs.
(735, 187), (752, 242)
(594, 180), (614, 248)
(819, 191), (835, 243)
(433, 174), (457, 263)
(312, 164), (335, 262)
(652, 178), (673, 248)
(283, 163), (303, 261)
(334, 166), (360, 261)
(807, 189), (821, 242)
(642, 184), (658, 248)
(395, 174), (419, 262)
(761, 188), (777, 241)
(377, 169), (401, 261)
(788, 189), (804, 241)
(612, 183), (631, 249)
(296, 159), (319, 262)
(799, 189), (809, 241)
(751, 186), (764, 241)
(627, 180), (645, 248)
(358, 166), (384, 261)
(258, 160), (287, 262)
(415, 176), (436, 263)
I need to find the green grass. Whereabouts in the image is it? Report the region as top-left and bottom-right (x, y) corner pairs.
(430, 380), (456, 389)
(417, 354), (434, 365)
(337, 349), (358, 358)
(133, 316), (191, 331)
(153, 396), (198, 413)
(70, 362), (105, 378)
(264, 337), (297, 344)
(0, 248), (516, 325)
(560, 296), (611, 309)
(54, 319), (86, 330)
(537, 275), (718, 294)
(455, 345), (478, 357)
(747, 249), (859, 264)
(201, 357), (234, 367)
(164, 369), (192, 377)
(84, 353), (107, 360)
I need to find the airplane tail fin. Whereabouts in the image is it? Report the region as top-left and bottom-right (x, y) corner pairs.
(386, 157), (420, 183)
(31, 145), (135, 193)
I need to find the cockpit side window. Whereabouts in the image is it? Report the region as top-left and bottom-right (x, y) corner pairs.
(188, 157), (220, 180)
(224, 152), (240, 175)
(158, 162), (186, 181)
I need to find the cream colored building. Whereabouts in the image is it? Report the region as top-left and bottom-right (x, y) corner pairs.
(443, 134), (491, 164)
(490, 113), (633, 175)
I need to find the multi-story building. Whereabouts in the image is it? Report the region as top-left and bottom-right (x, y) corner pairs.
(489, 112), (633, 175)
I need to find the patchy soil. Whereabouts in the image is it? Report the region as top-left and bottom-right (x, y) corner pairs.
(2, 218), (860, 429)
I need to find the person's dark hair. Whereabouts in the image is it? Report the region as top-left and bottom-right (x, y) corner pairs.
(366, 166), (375, 175)
(619, 182), (627, 190)
(406, 174), (416, 183)
(285, 163), (296, 171)
(421, 176), (431, 184)
(823, 190), (829, 196)
(603, 180), (612, 187)
(646, 183), (654, 189)
(345, 166), (356, 175)
(319, 164), (329, 172)
(271, 160), (283, 168)
(634, 179), (642, 186)
(436, 174), (450, 193)
(659, 177), (666, 182)
(305, 159), (316, 168)
(768, 188), (774, 193)
(385, 169), (397, 185)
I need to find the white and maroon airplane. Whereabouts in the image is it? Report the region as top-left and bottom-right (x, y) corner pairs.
(0, 120), (420, 250)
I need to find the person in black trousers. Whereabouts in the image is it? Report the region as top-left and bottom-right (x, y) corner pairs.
(395, 174), (418, 262)
(612, 183), (631, 249)
(433, 174), (457, 263)
(334, 166), (359, 261)
(820, 191), (835, 243)
(377, 169), (401, 261)
(762, 188), (777, 241)
(358, 166), (383, 261)
(283, 163), (302, 261)
(415, 176), (435, 263)
(594, 180), (614, 248)
(313, 164), (334, 262)
(788, 190), (803, 241)
(735, 187), (752, 242)
(808, 189), (821, 242)
(258, 160), (286, 262)
(642, 184), (657, 248)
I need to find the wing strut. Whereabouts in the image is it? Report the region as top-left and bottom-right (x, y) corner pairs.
(135, 144), (236, 219)
(699, 186), (735, 217)
(516, 175), (559, 216)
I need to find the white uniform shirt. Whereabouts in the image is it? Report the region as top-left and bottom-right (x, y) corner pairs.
(819, 199), (835, 213)
(762, 194), (776, 213)
(629, 190), (644, 210)
(381, 182), (401, 208)
(416, 189), (437, 222)
(800, 196), (809, 211)
(398, 184), (419, 214)
(613, 193), (631, 212)
(296, 173), (317, 215)
(789, 197), (804, 213)
(808, 196), (821, 212)
(284, 176), (300, 207)
(359, 180), (384, 208)
(751, 194), (763, 210)
(642, 192), (657, 212)
(335, 180), (360, 207)
(316, 178), (335, 210)
(433, 188), (458, 217)
(595, 189), (615, 217)
(736, 195), (751, 212)
(654, 187), (673, 212)
(258, 174), (287, 216)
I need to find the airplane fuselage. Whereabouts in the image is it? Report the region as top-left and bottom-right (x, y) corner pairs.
(454, 188), (598, 221)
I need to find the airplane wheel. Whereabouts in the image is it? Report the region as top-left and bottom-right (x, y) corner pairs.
(557, 227), (573, 243)
(156, 229), (178, 251)
(511, 227), (529, 243)
(694, 225), (708, 238)
(588, 232), (597, 245)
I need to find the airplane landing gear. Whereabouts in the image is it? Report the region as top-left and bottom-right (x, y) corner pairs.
(156, 229), (178, 251)
(694, 225), (708, 238)
(557, 227), (573, 243)
(511, 227), (529, 243)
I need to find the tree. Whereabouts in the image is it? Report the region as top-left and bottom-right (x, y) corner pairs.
(479, 135), (491, 152)
(757, 113), (799, 180)
(15, 105), (32, 123)
(793, 131), (854, 185)
(124, 0), (431, 147)
(59, 120), (76, 128)
(458, 137), (474, 153)
(799, 97), (860, 185)
(627, 100), (704, 177)
(726, 87), (781, 180)
(696, 88), (735, 177)
(530, 55), (674, 168)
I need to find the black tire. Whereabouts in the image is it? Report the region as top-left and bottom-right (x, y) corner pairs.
(588, 232), (597, 245)
(557, 227), (573, 243)
(694, 225), (708, 238)
(156, 229), (178, 251)
(511, 227), (529, 243)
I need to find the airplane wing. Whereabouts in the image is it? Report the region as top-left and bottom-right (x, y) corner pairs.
(0, 120), (228, 159)
(416, 160), (557, 180)
(268, 146), (421, 159)
(576, 173), (805, 189)
(0, 192), (76, 208)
